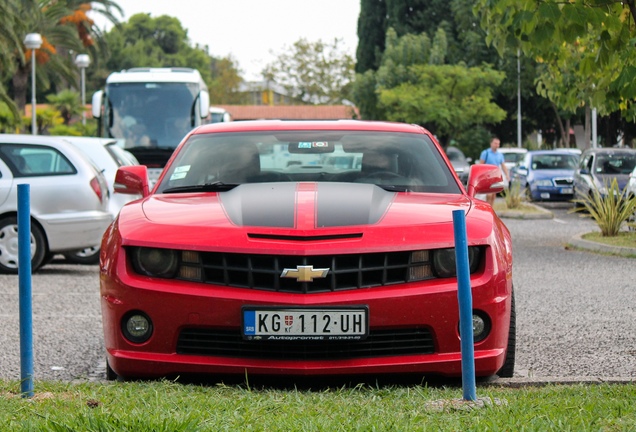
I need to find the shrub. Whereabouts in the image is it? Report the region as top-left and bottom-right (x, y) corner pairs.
(503, 179), (524, 209)
(571, 178), (636, 236)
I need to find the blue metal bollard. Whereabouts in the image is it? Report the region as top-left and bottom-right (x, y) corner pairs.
(18, 184), (34, 398)
(452, 209), (476, 401)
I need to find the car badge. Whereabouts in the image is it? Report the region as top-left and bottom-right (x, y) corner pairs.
(280, 265), (329, 282)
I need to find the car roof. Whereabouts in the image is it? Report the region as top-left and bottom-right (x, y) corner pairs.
(582, 147), (636, 154)
(499, 147), (527, 153)
(192, 120), (429, 135)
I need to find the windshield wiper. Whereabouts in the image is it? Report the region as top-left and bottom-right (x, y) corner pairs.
(375, 184), (410, 192)
(162, 182), (239, 193)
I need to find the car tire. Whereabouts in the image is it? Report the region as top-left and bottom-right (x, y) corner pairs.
(497, 291), (516, 378)
(0, 216), (47, 274)
(63, 246), (100, 265)
(524, 184), (533, 202)
(106, 359), (119, 381)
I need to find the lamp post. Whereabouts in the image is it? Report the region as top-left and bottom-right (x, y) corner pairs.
(23, 33), (42, 135)
(74, 54), (90, 125)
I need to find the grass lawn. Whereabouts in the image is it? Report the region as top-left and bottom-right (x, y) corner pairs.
(582, 231), (636, 248)
(1, 380), (635, 431)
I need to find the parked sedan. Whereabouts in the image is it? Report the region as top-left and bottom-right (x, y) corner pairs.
(0, 135), (112, 273)
(509, 150), (579, 201)
(101, 120), (515, 381)
(573, 147), (636, 201)
(445, 146), (471, 186)
(62, 137), (141, 264)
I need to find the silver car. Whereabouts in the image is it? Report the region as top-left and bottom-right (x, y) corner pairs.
(0, 134), (112, 273)
(62, 137), (141, 264)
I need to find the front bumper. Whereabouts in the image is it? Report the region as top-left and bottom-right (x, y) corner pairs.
(101, 250), (512, 379)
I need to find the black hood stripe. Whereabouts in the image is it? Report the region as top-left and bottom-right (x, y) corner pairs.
(219, 182), (395, 228)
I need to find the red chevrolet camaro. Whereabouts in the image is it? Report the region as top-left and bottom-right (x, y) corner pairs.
(100, 120), (514, 381)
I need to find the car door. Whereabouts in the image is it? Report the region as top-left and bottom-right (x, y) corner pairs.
(0, 157), (13, 208)
(575, 154), (595, 199)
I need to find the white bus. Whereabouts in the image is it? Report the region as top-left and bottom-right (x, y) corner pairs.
(92, 67), (210, 183)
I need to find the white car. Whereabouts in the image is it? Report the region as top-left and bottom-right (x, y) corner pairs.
(499, 147), (528, 172)
(61, 137), (141, 264)
(0, 135), (112, 273)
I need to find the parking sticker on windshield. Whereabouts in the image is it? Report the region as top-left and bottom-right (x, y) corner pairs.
(170, 165), (190, 180)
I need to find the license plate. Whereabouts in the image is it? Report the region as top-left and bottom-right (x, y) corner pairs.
(561, 188), (573, 194)
(242, 307), (368, 341)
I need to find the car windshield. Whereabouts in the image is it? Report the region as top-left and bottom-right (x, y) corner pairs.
(503, 152), (525, 163)
(594, 153), (636, 175)
(530, 153), (578, 170)
(155, 130), (461, 194)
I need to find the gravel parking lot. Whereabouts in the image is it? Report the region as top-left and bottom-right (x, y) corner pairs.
(1, 201), (634, 382)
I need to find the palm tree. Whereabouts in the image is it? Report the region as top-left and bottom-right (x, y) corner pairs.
(9, 1), (123, 115)
(0, 0), (29, 120)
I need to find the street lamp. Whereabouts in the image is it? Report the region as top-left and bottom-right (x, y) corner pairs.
(74, 54), (90, 125)
(24, 33), (42, 135)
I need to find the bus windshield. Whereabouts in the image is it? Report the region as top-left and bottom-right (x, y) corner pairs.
(106, 82), (199, 150)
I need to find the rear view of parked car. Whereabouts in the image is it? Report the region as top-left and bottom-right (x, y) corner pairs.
(445, 146), (471, 186)
(0, 135), (112, 273)
(573, 147), (636, 201)
(509, 150), (578, 201)
(62, 137), (141, 264)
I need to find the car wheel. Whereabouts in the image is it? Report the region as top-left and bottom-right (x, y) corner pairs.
(524, 184), (533, 202)
(63, 246), (100, 265)
(0, 216), (47, 274)
(497, 292), (516, 378)
(106, 359), (119, 381)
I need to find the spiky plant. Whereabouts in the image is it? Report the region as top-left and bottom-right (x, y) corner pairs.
(571, 178), (636, 236)
(503, 179), (524, 209)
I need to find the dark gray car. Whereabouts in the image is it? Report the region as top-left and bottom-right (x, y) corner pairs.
(445, 146), (471, 185)
(573, 147), (636, 200)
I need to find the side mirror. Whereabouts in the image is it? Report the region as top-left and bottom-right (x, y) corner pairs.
(516, 167), (528, 176)
(579, 168), (590, 175)
(114, 165), (150, 197)
(467, 164), (504, 197)
(91, 90), (103, 119)
(199, 90), (210, 118)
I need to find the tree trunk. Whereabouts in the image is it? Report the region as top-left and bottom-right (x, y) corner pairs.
(12, 66), (29, 114)
(584, 105), (591, 149)
(551, 102), (566, 149)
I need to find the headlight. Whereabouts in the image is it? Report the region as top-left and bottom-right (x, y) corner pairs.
(534, 179), (553, 187)
(431, 247), (482, 278)
(131, 247), (179, 278)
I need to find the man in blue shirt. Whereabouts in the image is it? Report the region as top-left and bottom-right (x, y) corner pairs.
(479, 137), (509, 206)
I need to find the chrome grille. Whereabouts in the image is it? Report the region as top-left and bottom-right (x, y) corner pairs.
(553, 177), (573, 186)
(177, 328), (435, 359)
(178, 251), (432, 293)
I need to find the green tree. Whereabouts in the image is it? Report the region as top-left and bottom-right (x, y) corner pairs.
(355, 0), (387, 73)
(379, 63), (506, 145)
(263, 38), (355, 104)
(475, 0), (636, 122)
(92, 13), (243, 104)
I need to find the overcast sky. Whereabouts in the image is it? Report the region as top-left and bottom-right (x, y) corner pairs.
(90, 0), (361, 81)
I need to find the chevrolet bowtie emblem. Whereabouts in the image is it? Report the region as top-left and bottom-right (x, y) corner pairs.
(280, 265), (329, 282)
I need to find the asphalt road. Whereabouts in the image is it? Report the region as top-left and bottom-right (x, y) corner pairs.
(0, 201), (634, 382)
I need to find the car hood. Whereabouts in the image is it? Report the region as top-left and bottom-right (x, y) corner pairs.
(532, 169), (574, 180)
(116, 182), (501, 253)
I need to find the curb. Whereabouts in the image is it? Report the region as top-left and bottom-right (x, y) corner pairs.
(485, 376), (634, 388)
(567, 232), (636, 257)
(496, 202), (554, 220)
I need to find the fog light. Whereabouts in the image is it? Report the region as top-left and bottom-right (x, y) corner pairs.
(122, 311), (153, 343)
(458, 312), (490, 343)
(473, 315), (486, 339)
